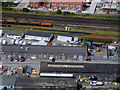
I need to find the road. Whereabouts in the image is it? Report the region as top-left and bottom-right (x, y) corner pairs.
(1, 12), (119, 29)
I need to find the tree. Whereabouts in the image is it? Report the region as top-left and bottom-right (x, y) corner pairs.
(63, 11), (70, 15)
(56, 9), (62, 14)
(22, 8), (29, 12)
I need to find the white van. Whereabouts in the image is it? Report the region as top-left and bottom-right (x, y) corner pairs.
(15, 39), (20, 45)
(2, 39), (7, 45)
(90, 81), (103, 86)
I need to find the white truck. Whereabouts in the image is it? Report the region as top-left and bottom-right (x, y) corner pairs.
(90, 81), (104, 86)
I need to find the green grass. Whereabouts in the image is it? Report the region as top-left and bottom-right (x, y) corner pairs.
(2, 7), (120, 20)
(1, 24), (119, 40)
(12, 24), (119, 36)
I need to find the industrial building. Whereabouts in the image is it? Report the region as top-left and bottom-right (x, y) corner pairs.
(2, 45), (87, 60)
(24, 31), (54, 42)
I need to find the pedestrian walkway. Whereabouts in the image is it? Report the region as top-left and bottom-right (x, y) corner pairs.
(16, 0), (30, 9)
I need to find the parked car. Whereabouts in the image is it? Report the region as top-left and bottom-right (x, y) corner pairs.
(22, 41), (27, 45)
(31, 55), (36, 60)
(2, 39), (7, 45)
(20, 57), (25, 62)
(14, 58), (19, 62)
(18, 40), (23, 45)
(27, 42), (32, 45)
(15, 39), (20, 45)
(10, 39), (15, 44)
(42, 7), (48, 10)
(9, 57), (13, 61)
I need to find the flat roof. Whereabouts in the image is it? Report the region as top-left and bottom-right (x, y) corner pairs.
(2, 45), (86, 54)
(25, 31), (52, 37)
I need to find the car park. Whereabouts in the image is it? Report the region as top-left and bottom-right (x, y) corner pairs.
(20, 57), (25, 62)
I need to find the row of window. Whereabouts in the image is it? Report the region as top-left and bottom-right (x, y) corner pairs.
(8, 54), (84, 60)
(52, 3), (81, 7)
(52, 7), (81, 10)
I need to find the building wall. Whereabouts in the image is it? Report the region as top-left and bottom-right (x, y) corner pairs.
(25, 35), (50, 41)
(50, 2), (83, 11)
(28, 2), (40, 8)
(5, 52), (85, 60)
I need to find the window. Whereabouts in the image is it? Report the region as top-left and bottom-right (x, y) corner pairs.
(36, 5), (37, 7)
(76, 8), (78, 10)
(59, 4), (61, 6)
(52, 3), (54, 5)
(55, 3), (56, 5)
(62, 55), (65, 59)
(73, 4), (74, 7)
(67, 4), (69, 6)
(70, 4), (72, 7)
(76, 5), (78, 7)
(43, 55), (47, 58)
(73, 55), (77, 60)
(64, 4), (66, 6)
(78, 56), (83, 60)
(55, 56), (58, 59)
(67, 56), (70, 59)
(63, 7), (66, 10)
(79, 5), (81, 7)
(62, 4), (63, 6)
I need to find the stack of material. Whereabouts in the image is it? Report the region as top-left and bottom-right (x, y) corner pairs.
(32, 70), (40, 75)
(17, 66), (23, 74)
(6, 70), (12, 75)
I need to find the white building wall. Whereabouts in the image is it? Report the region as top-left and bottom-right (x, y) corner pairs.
(57, 35), (72, 42)
(25, 35), (50, 41)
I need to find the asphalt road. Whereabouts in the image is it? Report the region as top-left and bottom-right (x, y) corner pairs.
(2, 12), (119, 29)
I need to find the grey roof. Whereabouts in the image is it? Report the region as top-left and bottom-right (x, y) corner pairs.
(25, 31), (52, 37)
(4, 30), (24, 36)
(2, 45), (87, 55)
(40, 62), (120, 74)
(1, 75), (16, 86)
(15, 77), (76, 88)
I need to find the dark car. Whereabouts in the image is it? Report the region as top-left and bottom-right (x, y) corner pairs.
(20, 57), (25, 62)
(9, 57), (13, 61)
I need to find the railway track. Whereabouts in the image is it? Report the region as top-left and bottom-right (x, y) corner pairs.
(2, 12), (119, 29)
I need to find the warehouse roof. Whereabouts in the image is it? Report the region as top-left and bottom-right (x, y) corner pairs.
(40, 62), (120, 74)
(15, 77), (76, 88)
(5, 30), (24, 36)
(24, 31), (52, 37)
(2, 45), (87, 55)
